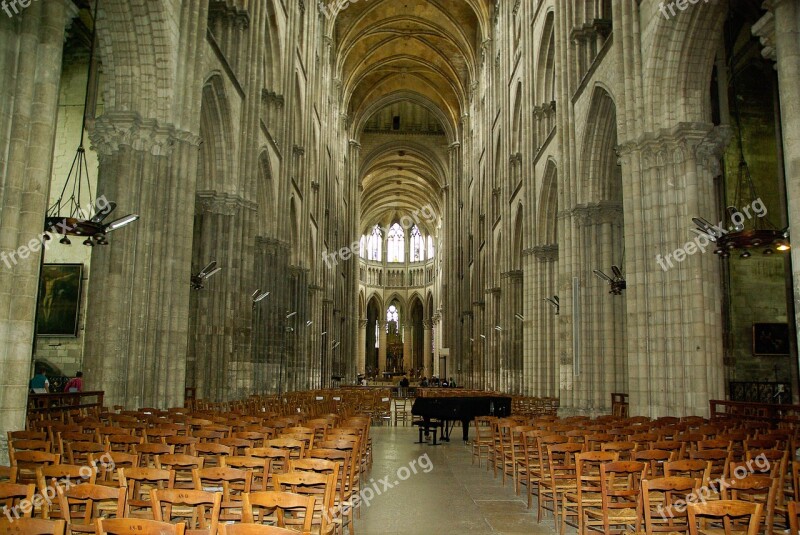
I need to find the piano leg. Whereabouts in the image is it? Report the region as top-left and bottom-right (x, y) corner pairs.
(461, 419), (470, 442)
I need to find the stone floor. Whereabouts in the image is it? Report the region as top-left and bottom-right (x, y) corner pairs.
(356, 425), (563, 535)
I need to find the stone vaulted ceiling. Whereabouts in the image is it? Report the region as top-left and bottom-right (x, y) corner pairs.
(330, 0), (489, 233)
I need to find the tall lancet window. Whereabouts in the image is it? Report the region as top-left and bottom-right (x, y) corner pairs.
(387, 223), (405, 262)
(410, 225), (424, 262)
(386, 304), (399, 333)
(427, 235), (435, 258)
(367, 225), (382, 261)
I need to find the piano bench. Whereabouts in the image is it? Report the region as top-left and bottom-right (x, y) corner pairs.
(412, 419), (443, 445)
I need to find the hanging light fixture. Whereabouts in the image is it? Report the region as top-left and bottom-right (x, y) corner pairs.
(692, 21), (789, 258)
(43, 0), (138, 246)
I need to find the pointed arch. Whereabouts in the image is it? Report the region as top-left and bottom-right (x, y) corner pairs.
(538, 159), (558, 245)
(580, 86), (621, 204)
(536, 10), (556, 105)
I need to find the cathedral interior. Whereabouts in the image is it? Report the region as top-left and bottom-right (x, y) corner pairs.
(2, 0), (800, 468)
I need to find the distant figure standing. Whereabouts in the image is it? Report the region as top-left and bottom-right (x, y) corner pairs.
(449, 377), (457, 388)
(400, 376), (410, 388)
(420, 376), (429, 387)
(29, 368), (50, 392)
(64, 371), (83, 393)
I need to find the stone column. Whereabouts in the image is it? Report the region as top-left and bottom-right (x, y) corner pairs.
(377, 320), (387, 376)
(402, 321), (412, 374)
(0, 0), (76, 464)
(357, 319), (367, 375)
(618, 125), (728, 417)
(764, 1), (800, 375)
(84, 114), (201, 409)
(422, 320), (432, 378)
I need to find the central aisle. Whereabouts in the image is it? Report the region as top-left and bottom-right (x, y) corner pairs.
(357, 426), (560, 535)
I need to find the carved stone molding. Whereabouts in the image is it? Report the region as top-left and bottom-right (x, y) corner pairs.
(484, 287), (500, 295)
(509, 152), (522, 165)
(262, 89), (285, 108)
(422, 320), (432, 329)
(695, 125), (733, 176)
(501, 270), (523, 281)
(359, 319), (368, 328)
(617, 122), (725, 171)
(90, 112), (200, 157)
(572, 201), (623, 224)
(529, 244), (558, 262)
(196, 191), (257, 215)
(293, 145), (305, 157)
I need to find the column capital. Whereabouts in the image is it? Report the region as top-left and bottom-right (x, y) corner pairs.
(196, 191), (257, 215)
(349, 139), (361, 150)
(448, 141), (461, 151)
(359, 319), (368, 328)
(90, 111), (200, 156)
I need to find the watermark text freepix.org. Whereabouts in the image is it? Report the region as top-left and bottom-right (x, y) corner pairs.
(0, 195), (110, 270)
(656, 197), (767, 272)
(658, 0), (711, 20)
(1, 0), (39, 18)
(321, 203), (436, 268)
(657, 452), (769, 520)
(323, 452), (433, 524)
(2, 452), (115, 522)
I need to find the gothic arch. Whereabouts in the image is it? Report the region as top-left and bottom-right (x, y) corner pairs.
(579, 86), (621, 204)
(537, 159), (558, 245)
(95, 0), (179, 123)
(536, 10), (556, 105)
(644, 2), (727, 127)
(198, 74), (235, 191)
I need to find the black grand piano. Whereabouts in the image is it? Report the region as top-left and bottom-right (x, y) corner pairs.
(411, 392), (512, 443)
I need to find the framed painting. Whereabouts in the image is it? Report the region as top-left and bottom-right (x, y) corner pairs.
(752, 322), (790, 356)
(36, 263), (83, 336)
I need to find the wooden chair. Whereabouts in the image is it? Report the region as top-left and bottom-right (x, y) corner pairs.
(584, 460), (647, 534)
(95, 518), (185, 535)
(89, 452), (137, 487)
(306, 448), (354, 534)
(192, 467), (252, 523)
(221, 456), (271, 492)
(265, 439), (306, 461)
(0, 482), (35, 519)
(155, 454), (204, 489)
(534, 434), (568, 522)
(36, 464), (95, 519)
(134, 443), (174, 468)
(273, 471), (336, 535)
(470, 416), (494, 468)
(194, 443), (232, 468)
(10, 451), (60, 483)
(247, 447), (289, 479)
(633, 449), (675, 479)
(242, 490), (315, 533)
(0, 465), (17, 483)
(164, 436), (199, 456)
(220, 524), (296, 535)
(561, 451), (618, 535)
(720, 474), (778, 535)
(687, 500), (762, 535)
(150, 488), (221, 535)
(641, 476), (699, 534)
(540, 442), (583, 526)
(105, 434), (142, 454)
(0, 517), (66, 534)
(789, 500), (799, 534)
(66, 442), (108, 466)
(119, 467), (175, 518)
(56, 482), (126, 534)
(664, 459), (712, 489)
